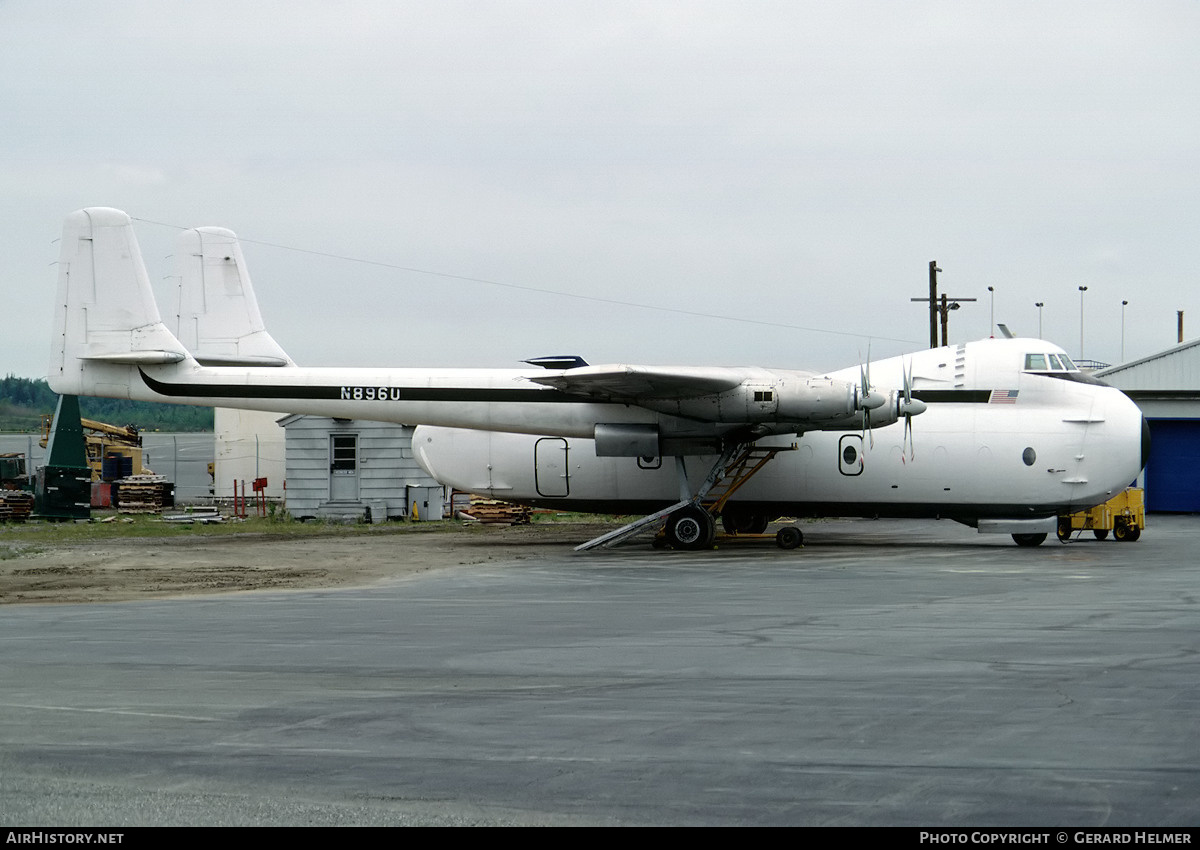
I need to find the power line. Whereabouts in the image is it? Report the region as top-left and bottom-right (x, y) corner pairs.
(134, 216), (920, 346)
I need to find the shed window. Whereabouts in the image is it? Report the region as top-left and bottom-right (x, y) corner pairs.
(331, 434), (357, 471)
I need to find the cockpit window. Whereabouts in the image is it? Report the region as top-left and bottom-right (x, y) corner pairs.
(1025, 352), (1079, 373)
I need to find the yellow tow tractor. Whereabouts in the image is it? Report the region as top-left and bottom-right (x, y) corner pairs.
(1057, 487), (1144, 542)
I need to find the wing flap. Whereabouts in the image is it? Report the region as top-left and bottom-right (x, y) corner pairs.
(527, 365), (747, 400)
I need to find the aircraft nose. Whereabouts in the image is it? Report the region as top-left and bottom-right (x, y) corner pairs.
(1140, 414), (1151, 473)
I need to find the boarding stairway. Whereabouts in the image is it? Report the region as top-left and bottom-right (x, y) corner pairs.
(700, 446), (783, 516)
(575, 443), (794, 551)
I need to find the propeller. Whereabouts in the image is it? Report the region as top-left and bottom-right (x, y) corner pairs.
(857, 354), (886, 449)
(859, 362), (873, 449)
(897, 360), (928, 462)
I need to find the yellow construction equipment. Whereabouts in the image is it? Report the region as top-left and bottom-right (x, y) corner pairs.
(40, 414), (149, 482)
(1058, 487), (1144, 542)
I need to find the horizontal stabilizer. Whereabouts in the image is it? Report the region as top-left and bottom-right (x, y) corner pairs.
(81, 351), (187, 365)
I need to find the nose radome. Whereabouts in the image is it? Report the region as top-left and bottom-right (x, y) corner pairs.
(1140, 415), (1151, 473)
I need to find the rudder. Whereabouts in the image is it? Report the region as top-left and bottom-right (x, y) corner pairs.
(173, 226), (295, 367)
(49, 208), (191, 397)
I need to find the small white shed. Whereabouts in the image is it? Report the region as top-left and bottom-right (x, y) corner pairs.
(278, 415), (446, 522)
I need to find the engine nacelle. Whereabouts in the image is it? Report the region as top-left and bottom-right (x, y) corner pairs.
(814, 390), (928, 432)
(636, 377), (860, 425)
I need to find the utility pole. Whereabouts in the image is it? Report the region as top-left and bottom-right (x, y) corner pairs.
(928, 261), (940, 348)
(911, 261), (976, 348)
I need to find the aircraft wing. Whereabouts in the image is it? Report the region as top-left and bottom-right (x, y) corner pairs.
(527, 365), (747, 401)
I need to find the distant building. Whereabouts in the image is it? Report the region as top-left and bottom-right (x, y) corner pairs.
(1098, 339), (1200, 512)
(212, 408), (286, 504)
(277, 415), (445, 522)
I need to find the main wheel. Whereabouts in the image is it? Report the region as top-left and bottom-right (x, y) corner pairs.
(1093, 528), (1109, 540)
(665, 505), (715, 550)
(721, 511), (770, 535)
(776, 526), (804, 550)
(1012, 533), (1048, 547)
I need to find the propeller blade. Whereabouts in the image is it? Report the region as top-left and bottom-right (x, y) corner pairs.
(900, 359), (921, 463)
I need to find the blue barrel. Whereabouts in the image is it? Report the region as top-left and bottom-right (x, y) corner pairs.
(101, 454), (121, 481)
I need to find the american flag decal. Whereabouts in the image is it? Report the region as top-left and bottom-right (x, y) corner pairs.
(989, 390), (1018, 404)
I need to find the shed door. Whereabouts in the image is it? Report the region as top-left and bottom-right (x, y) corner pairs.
(329, 433), (359, 502)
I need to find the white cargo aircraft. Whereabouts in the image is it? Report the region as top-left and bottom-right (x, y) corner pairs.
(50, 207), (1148, 549)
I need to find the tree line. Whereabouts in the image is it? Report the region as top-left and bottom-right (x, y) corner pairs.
(0, 375), (213, 432)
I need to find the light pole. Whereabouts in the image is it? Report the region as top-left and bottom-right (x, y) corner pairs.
(1035, 302), (1044, 339)
(987, 286), (994, 337)
(1121, 299), (1129, 362)
(1078, 286), (1088, 360)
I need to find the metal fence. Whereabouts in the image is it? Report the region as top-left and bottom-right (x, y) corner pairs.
(0, 432), (216, 504)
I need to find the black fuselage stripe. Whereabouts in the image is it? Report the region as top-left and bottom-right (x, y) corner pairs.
(911, 390), (992, 403)
(138, 369), (581, 402)
(139, 370), (1006, 405)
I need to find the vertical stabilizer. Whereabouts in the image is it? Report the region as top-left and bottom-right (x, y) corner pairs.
(173, 227), (295, 367)
(49, 208), (191, 396)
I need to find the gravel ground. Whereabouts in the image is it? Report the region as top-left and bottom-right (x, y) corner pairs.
(0, 520), (619, 604)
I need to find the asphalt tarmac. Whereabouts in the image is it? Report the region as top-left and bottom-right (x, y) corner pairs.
(2, 516), (1198, 826)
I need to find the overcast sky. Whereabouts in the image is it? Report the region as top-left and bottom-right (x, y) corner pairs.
(3, 1), (1198, 381)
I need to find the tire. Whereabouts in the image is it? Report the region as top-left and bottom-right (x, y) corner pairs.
(776, 526), (804, 550)
(1012, 533), (1047, 547)
(1056, 518), (1072, 541)
(1093, 529), (1109, 540)
(665, 505), (715, 550)
(721, 512), (770, 535)
(1114, 520), (1141, 542)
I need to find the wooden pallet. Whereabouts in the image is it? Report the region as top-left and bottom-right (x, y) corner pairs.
(115, 474), (168, 514)
(0, 490), (35, 523)
(463, 496), (532, 525)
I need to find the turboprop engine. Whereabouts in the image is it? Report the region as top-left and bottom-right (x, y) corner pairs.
(634, 375), (885, 425)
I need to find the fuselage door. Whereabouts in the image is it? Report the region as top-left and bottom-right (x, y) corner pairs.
(534, 437), (570, 497)
(838, 434), (865, 476)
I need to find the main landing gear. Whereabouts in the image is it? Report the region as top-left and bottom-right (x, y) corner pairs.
(664, 504), (716, 549)
(575, 441), (798, 552)
(660, 504), (802, 550)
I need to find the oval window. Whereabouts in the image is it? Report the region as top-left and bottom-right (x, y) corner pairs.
(843, 445), (858, 465)
(1022, 447), (1036, 466)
